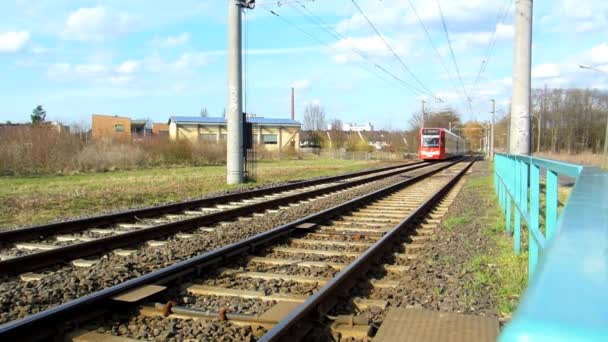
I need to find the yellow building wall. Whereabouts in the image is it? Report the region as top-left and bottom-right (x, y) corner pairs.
(171, 123), (299, 151)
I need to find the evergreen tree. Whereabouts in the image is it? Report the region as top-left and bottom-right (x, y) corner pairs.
(31, 105), (47, 124)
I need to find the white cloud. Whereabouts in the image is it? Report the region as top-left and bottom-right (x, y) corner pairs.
(332, 36), (407, 63)
(0, 31), (30, 53)
(47, 63), (71, 79)
(291, 80), (311, 90)
(117, 60), (140, 74)
(337, 0), (507, 34)
(543, 0), (608, 33)
(63, 6), (135, 42)
(173, 52), (208, 70)
(590, 43), (608, 65)
(532, 64), (561, 79)
(157, 32), (190, 48)
(74, 63), (106, 76)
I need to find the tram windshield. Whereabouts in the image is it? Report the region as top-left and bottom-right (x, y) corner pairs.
(422, 136), (440, 147)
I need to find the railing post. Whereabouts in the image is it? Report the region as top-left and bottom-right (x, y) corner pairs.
(529, 164), (540, 277)
(546, 170), (558, 240)
(506, 197), (512, 234)
(514, 159), (521, 254)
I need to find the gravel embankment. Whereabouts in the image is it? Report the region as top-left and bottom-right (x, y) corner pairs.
(329, 161), (501, 337)
(0, 166), (432, 325)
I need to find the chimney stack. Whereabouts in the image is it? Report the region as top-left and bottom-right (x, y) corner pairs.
(290, 87), (295, 120)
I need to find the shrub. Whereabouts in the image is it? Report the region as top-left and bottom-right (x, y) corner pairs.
(77, 142), (145, 172)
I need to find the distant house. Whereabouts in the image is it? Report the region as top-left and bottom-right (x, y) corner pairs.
(91, 114), (167, 140)
(168, 116), (301, 151)
(330, 122), (374, 132)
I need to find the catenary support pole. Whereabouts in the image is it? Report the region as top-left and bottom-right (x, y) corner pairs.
(421, 100), (426, 128)
(602, 115), (608, 169)
(509, 0), (533, 155)
(291, 87), (295, 120)
(227, 0), (244, 184)
(491, 99), (495, 160)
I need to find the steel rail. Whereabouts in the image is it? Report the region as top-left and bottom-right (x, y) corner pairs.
(0, 162), (424, 243)
(260, 157), (475, 341)
(0, 159), (465, 341)
(0, 162), (432, 275)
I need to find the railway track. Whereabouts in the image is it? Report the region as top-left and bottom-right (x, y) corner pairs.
(0, 161), (431, 276)
(0, 157), (473, 341)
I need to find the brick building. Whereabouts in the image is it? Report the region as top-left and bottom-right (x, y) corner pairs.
(92, 114), (168, 140)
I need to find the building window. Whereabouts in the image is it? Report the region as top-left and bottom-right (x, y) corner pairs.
(262, 134), (278, 145)
(219, 134), (227, 141)
(115, 124), (124, 132)
(252, 135), (259, 145)
(199, 133), (216, 142)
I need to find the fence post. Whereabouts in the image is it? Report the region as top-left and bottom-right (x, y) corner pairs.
(506, 197), (512, 234)
(529, 163), (540, 277)
(546, 170), (558, 240)
(514, 159), (521, 254)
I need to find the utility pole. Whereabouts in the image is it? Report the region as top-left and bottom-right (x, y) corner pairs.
(604, 115), (608, 169)
(509, 0), (533, 155)
(421, 100), (426, 128)
(491, 99), (495, 160)
(290, 87), (295, 120)
(227, 0), (244, 184)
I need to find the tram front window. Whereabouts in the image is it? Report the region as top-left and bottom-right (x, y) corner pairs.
(422, 137), (440, 147)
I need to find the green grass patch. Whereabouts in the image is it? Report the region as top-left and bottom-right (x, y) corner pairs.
(443, 215), (471, 230)
(463, 167), (527, 316)
(0, 159), (391, 228)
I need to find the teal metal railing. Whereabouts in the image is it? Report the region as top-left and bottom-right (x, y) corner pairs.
(494, 153), (582, 277)
(495, 153), (608, 341)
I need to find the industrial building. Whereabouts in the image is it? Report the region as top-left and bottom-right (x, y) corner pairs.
(168, 116), (301, 151)
(91, 114), (168, 140)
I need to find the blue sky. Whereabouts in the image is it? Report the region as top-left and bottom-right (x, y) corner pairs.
(1, 0), (607, 130)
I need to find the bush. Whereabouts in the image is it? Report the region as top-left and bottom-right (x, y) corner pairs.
(77, 142), (145, 172)
(0, 125), (82, 176)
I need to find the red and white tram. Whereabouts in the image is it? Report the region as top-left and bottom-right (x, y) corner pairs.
(418, 128), (467, 160)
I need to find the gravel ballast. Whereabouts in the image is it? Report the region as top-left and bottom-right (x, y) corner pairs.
(0, 165), (439, 325)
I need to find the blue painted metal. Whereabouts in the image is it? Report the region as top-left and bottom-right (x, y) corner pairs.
(495, 154), (608, 341)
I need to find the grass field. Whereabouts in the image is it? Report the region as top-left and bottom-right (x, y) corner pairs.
(0, 159), (393, 229)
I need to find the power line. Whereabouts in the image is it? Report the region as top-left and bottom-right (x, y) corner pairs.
(292, 0), (422, 95)
(266, 8), (421, 94)
(471, 0), (513, 97)
(402, 0), (467, 109)
(435, 0), (471, 113)
(350, 0), (440, 100)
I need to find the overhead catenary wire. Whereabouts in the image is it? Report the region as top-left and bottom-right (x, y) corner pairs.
(350, 0), (441, 101)
(401, 0), (468, 110)
(287, 0), (424, 93)
(266, 8), (421, 95)
(470, 0), (514, 98)
(434, 0), (471, 113)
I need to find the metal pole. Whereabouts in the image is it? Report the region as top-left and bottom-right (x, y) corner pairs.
(602, 115), (608, 169)
(491, 99), (495, 160)
(290, 87), (295, 120)
(509, 0), (533, 155)
(421, 100), (425, 128)
(227, 0), (244, 184)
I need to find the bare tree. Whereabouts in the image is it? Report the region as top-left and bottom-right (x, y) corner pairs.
(303, 103), (326, 131)
(328, 118), (347, 149)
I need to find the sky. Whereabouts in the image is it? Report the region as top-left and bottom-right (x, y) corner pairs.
(1, 0), (607, 130)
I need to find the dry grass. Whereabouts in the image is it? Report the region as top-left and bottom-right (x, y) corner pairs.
(534, 151), (604, 168)
(0, 159), (393, 229)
